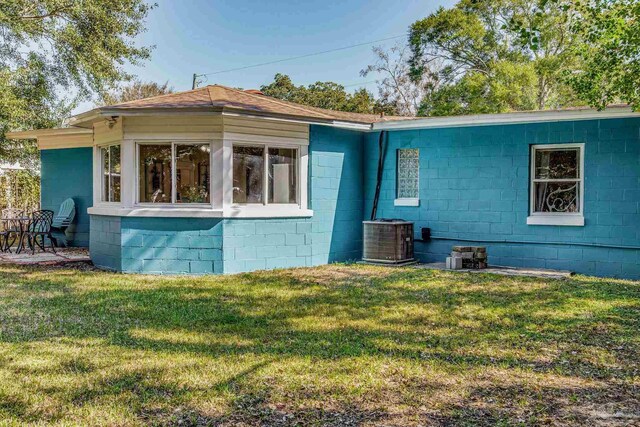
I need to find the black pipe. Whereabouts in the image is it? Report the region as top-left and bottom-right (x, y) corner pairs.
(415, 236), (640, 251)
(370, 130), (386, 220)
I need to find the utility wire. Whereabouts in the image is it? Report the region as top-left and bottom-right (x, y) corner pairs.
(342, 80), (378, 88)
(196, 34), (404, 78)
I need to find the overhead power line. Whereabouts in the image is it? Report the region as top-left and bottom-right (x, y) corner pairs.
(342, 80), (378, 88)
(196, 34), (405, 78)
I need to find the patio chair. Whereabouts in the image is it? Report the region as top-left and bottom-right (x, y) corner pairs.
(0, 208), (24, 252)
(51, 198), (76, 247)
(25, 210), (56, 254)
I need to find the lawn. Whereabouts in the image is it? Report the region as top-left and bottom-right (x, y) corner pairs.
(0, 263), (638, 426)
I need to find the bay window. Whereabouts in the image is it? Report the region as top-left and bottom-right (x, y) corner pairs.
(138, 142), (211, 204)
(528, 143), (584, 226)
(100, 144), (121, 202)
(233, 145), (299, 205)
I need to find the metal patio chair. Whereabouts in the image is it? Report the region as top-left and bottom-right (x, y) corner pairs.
(51, 198), (76, 247)
(25, 210), (56, 254)
(0, 208), (24, 252)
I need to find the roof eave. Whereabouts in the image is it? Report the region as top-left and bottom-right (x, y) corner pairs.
(69, 105), (375, 129)
(6, 127), (93, 140)
(373, 106), (639, 130)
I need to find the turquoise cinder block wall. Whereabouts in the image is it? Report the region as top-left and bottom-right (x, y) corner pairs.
(40, 148), (93, 246)
(89, 125), (365, 274)
(90, 215), (223, 274)
(364, 118), (640, 279)
(222, 125), (365, 273)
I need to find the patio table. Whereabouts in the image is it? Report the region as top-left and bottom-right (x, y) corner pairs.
(1, 216), (31, 254)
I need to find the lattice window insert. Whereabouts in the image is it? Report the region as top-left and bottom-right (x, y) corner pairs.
(397, 149), (419, 199)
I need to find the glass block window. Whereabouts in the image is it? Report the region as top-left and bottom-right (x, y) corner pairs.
(397, 148), (419, 199)
(531, 144), (583, 214)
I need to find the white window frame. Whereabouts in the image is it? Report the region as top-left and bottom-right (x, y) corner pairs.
(527, 143), (585, 226)
(394, 148), (420, 207)
(231, 142), (301, 208)
(135, 140), (213, 207)
(98, 143), (122, 204)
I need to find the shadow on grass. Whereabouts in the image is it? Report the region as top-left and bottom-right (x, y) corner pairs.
(0, 266), (638, 373)
(0, 264), (638, 424)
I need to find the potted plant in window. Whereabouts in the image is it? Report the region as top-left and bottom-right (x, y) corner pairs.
(181, 185), (208, 203)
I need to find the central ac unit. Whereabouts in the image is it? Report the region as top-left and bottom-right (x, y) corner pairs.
(362, 220), (414, 264)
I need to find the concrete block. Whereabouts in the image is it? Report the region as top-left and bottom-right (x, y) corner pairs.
(446, 256), (463, 270)
(452, 251), (473, 259)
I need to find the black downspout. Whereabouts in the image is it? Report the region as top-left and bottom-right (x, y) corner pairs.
(370, 130), (386, 220)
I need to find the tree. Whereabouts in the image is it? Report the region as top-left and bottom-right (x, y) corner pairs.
(518, 0), (640, 110)
(260, 74), (396, 115)
(407, 0), (582, 115)
(361, 44), (440, 116)
(99, 80), (174, 106)
(1, 0), (154, 166)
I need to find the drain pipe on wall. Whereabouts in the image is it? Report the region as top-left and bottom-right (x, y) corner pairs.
(370, 130), (387, 220)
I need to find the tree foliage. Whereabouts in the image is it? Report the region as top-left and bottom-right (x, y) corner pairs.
(518, 0), (640, 110)
(361, 44), (439, 116)
(0, 169), (40, 211)
(0, 0), (154, 166)
(401, 0), (640, 115)
(99, 80), (174, 106)
(407, 0), (582, 116)
(260, 74), (396, 115)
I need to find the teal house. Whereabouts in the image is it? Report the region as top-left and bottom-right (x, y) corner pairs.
(9, 86), (640, 279)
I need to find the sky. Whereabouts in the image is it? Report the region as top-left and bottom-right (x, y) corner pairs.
(74, 0), (455, 113)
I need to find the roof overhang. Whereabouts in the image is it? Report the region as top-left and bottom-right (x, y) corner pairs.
(68, 106), (374, 130)
(373, 106), (640, 130)
(6, 127), (93, 150)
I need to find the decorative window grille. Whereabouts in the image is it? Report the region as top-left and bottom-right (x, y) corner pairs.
(531, 144), (583, 214)
(397, 148), (419, 199)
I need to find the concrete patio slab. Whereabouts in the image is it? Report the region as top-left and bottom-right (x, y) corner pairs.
(417, 262), (573, 280)
(0, 247), (91, 266)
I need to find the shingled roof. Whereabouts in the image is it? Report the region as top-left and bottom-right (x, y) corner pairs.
(99, 84), (411, 125)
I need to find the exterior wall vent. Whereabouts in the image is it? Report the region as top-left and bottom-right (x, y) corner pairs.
(362, 220), (414, 264)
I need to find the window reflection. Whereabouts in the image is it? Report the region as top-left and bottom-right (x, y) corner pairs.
(233, 146), (264, 204)
(176, 144), (210, 203)
(139, 144), (172, 203)
(268, 148), (297, 204)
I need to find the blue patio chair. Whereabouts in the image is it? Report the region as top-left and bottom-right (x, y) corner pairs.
(51, 198), (76, 247)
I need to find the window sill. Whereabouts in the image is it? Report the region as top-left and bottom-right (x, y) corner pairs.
(224, 205), (313, 218)
(89, 206), (224, 218)
(394, 198), (420, 207)
(88, 205), (313, 219)
(527, 215), (584, 226)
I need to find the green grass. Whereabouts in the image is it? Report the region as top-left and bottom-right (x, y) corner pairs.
(0, 263), (638, 426)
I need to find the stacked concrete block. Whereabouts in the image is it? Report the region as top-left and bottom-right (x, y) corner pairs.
(446, 246), (487, 269)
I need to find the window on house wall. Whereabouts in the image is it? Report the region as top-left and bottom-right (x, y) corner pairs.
(100, 144), (121, 202)
(138, 142), (211, 204)
(175, 144), (211, 204)
(528, 144), (584, 226)
(233, 145), (299, 205)
(396, 148), (419, 206)
(268, 148), (297, 204)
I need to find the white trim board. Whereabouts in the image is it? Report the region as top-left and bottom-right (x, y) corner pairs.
(87, 205), (313, 219)
(373, 107), (640, 131)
